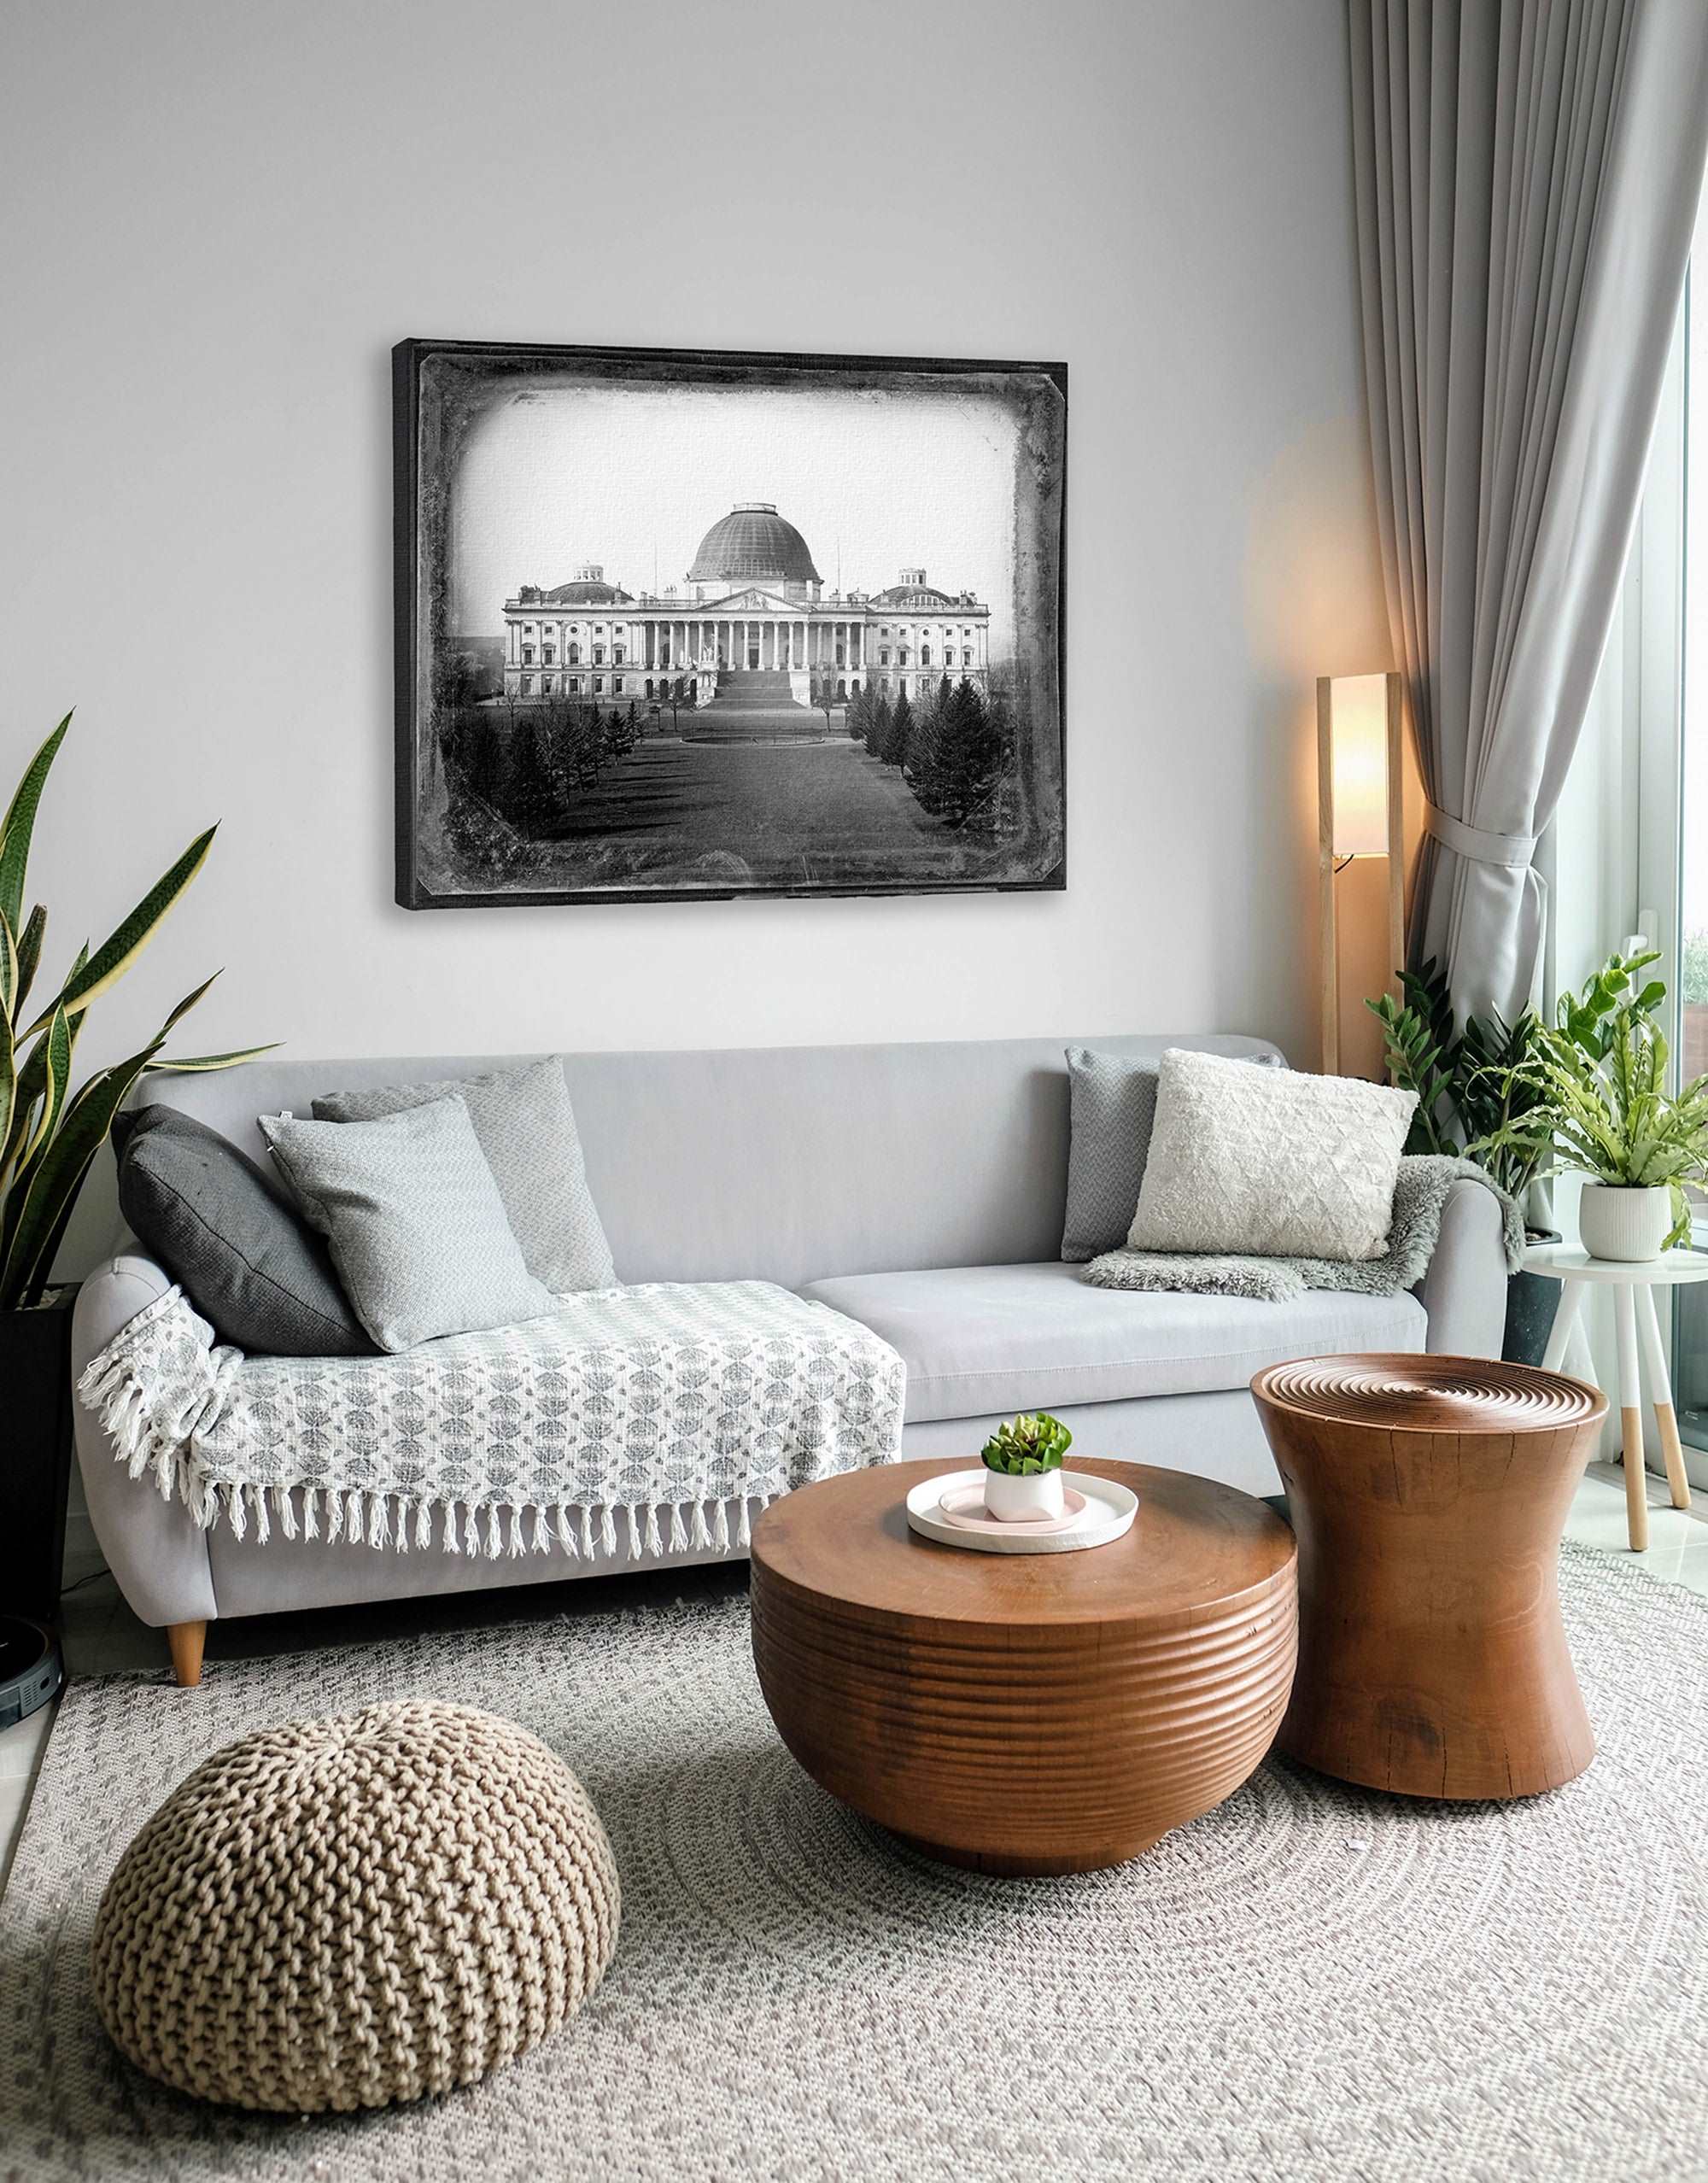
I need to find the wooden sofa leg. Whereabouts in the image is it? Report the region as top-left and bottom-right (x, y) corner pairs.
(166, 1620), (206, 1688)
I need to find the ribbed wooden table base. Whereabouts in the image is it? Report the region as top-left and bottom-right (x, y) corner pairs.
(750, 1460), (1298, 1876)
(1252, 1355), (1608, 1802)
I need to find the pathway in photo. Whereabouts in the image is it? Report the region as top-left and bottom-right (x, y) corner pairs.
(533, 733), (951, 887)
(684, 669), (824, 742)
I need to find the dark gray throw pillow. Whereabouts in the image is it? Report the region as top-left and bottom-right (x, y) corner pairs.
(1061, 1050), (1162, 1263)
(114, 1106), (377, 1357)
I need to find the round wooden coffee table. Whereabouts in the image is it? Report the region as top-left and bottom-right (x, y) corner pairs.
(749, 1458), (1297, 1876)
(1251, 1354), (1608, 1801)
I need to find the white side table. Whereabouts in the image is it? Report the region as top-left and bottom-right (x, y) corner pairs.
(1524, 1244), (1708, 1551)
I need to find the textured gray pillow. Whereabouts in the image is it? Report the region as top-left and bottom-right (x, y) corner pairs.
(1061, 1050), (1161, 1262)
(312, 1058), (615, 1294)
(260, 1098), (556, 1353)
(114, 1106), (377, 1358)
(1128, 1048), (1416, 1261)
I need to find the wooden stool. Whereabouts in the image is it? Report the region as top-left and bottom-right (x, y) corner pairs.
(1526, 1244), (1707, 1551)
(1251, 1355), (1606, 1801)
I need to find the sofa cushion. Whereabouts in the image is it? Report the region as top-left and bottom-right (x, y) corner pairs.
(312, 1057), (617, 1294)
(114, 1106), (377, 1358)
(260, 1098), (556, 1353)
(801, 1260), (1426, 1424)
(1131, 1047), (1415, 1261)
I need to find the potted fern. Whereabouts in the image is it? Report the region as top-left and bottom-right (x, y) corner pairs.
(1477, 950), (1708, 1262)
(1, 715), (272, 1622)
(980, 1411), (1073, 1522)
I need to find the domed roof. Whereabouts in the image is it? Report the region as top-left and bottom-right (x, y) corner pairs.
(544, 578), (632, 606)
(688, 503), (822, 587)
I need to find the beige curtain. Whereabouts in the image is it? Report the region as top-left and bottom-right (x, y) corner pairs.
(1349, 0), (1708, 1023)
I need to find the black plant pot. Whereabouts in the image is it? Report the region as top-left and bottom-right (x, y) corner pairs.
(0, 1290), (78, 1624)
(1503, 1232), (1563, 1367)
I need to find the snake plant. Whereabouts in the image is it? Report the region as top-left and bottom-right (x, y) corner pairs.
(0, 714), (274, 1311)
(980, 1412), (1073, 1476)
(1471, 950), (1708, 1250)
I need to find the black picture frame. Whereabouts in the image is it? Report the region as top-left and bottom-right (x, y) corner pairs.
(394, 338), (1067, 909)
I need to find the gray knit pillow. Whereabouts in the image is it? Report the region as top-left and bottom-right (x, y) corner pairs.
(1061, 1050), (1162, 1262)
(313, 1058), (615, 1294)
(260, 1099), (555, 1353)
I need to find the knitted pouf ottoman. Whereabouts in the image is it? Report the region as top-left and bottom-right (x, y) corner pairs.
(89, 1700), (620, 2113)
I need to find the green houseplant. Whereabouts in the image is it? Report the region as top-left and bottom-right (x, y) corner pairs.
(1366, 962), (1558, 1360)
(1475, 949), (1708, 1262)
(980, 1411), (1072, 1523)
(1, 714), (272, 1619)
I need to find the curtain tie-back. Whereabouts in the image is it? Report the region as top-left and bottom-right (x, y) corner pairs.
(1424, 804), (1536, 871)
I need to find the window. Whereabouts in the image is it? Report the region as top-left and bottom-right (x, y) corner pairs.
(594, 675), (605, 694)
(615, 675), (624, 694)
(541, 674), (554, 694)
(568, 643), (580, 665)
(594, 645), (605, 665)
(521, 646), (535, 665)
(1626, 173), (1708, 1473)
(542, 646), (555, 664)
(519, 675), (533, 696)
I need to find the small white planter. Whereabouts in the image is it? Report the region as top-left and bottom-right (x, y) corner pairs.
(1578, 1183), (1673, 1263)
(983, 1467), (1066, 1523)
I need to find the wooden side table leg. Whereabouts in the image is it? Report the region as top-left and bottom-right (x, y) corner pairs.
(1615, 1284), (1648, 1552)
(1635, 1284), (1693, 1511)
(1541, 1280), (1583, 1372)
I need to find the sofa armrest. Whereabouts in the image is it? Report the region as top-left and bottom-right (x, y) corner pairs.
(72, 1252), (217, 1630)
(1413, 1178), (1508, 1361)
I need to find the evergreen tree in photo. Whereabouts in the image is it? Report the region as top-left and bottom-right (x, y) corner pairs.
(921, 677), (1006, 826)
(846, 684), (869, 746)
(883, 687), (914, 767)
(866, 692), (892, 758)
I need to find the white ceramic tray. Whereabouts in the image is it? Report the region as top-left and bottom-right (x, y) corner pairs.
(904, 1468), (1138, 1555)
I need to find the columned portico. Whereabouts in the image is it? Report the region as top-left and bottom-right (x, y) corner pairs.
(501, 506), (991, 707)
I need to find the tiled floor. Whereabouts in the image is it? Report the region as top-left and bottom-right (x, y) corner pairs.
(3, 1466), (1705, 1901)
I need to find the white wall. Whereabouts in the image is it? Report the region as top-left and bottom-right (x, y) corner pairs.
(0, 2), (1387, 1113)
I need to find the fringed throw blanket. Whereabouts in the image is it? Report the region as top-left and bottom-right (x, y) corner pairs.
(79, 1280), (907, 1561)
(1085, 1156), (1525, 1302)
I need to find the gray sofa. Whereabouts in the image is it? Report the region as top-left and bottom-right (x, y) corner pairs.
(71, 1032), (1507, 1658)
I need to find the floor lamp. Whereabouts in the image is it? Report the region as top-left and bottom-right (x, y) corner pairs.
(1318, 671), (1405, 1076)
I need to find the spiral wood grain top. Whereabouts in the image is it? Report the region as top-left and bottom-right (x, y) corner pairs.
(1251, 1352), (1606, 1434)
(751, 1457), (1296, 1629)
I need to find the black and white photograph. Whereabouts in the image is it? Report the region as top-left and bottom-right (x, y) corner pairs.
(395, 341), (1067, 906)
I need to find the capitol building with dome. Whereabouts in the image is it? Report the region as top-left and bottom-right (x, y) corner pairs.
(500, 502), (991, 710)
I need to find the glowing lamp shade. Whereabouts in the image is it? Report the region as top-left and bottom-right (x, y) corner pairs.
(1326, 674), (1391, 857)
(1316, 670), (1404, 1076)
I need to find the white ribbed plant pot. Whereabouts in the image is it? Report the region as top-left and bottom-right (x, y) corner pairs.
(1577, 1184), (1673, 1264)
(982, 1468), (1066, 1523)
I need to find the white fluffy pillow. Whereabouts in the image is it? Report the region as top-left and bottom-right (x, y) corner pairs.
(1126, 1049), (1417, 1261)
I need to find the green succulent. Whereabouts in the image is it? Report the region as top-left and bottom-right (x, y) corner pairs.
(980, 1412), (1072, 1477)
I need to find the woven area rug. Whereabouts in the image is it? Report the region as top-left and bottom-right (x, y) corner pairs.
(3, 1543), (1705, 2183)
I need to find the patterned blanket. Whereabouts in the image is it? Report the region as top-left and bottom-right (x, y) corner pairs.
(78, 1281), (906, 1562)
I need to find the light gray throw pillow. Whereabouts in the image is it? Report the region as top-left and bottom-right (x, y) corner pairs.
(260, 1098), (556, 1353)
(1061, 1050), (1162, 1263)
(1128, 1047), (1417, 1261)
(312, 1057), (616, 1293)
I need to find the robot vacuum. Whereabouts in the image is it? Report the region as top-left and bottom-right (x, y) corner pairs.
(0, 1615), (63, 1731)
